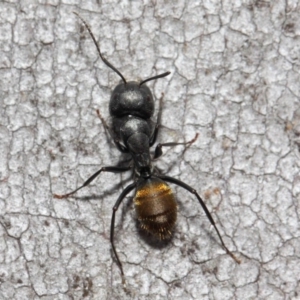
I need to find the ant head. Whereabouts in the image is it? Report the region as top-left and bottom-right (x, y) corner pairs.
(74, 12), (170, 116)
(109, 70), (171, 118)
(110, 81), (154, 118)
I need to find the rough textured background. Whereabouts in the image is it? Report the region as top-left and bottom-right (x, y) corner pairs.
(0, 0), (300, 299)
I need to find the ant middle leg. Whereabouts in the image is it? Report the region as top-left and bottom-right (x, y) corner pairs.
(153, 132), (199, 159)
(158, 174), (241, 264)
(54, 165), (131, 199)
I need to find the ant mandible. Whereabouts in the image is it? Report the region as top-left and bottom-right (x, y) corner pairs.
(54, 12), (241, 281)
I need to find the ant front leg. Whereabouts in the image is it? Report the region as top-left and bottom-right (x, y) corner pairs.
(153, 132), (199, 159)
(150, 93), (164, 146)
(96, 109), (129, 153)
(54, 166), (131, 199)
(158, 175), (241, 264)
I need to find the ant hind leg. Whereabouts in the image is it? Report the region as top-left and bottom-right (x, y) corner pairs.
(110, 182), (136, 283)
(158, 174), (241, 264)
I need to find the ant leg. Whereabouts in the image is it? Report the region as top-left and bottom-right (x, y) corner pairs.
(153, 132), (198, 159)
(54, 166), (131, 199)
(150, 93), (164, 146)
(110, 182), (136, 280)
(96, 109), (129, 153)
(158, 175), (241, 264)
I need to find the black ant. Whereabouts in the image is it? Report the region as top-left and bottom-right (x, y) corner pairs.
(54, 12), (241, 281)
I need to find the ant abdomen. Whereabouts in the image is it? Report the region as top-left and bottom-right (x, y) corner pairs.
(134, 177), (177, 239)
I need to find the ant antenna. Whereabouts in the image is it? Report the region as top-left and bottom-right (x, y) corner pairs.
(73, 12), (127, 85)
(139, 71), (171, 86)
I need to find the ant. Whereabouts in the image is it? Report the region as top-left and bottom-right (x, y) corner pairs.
(54, 12), (241, 282)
